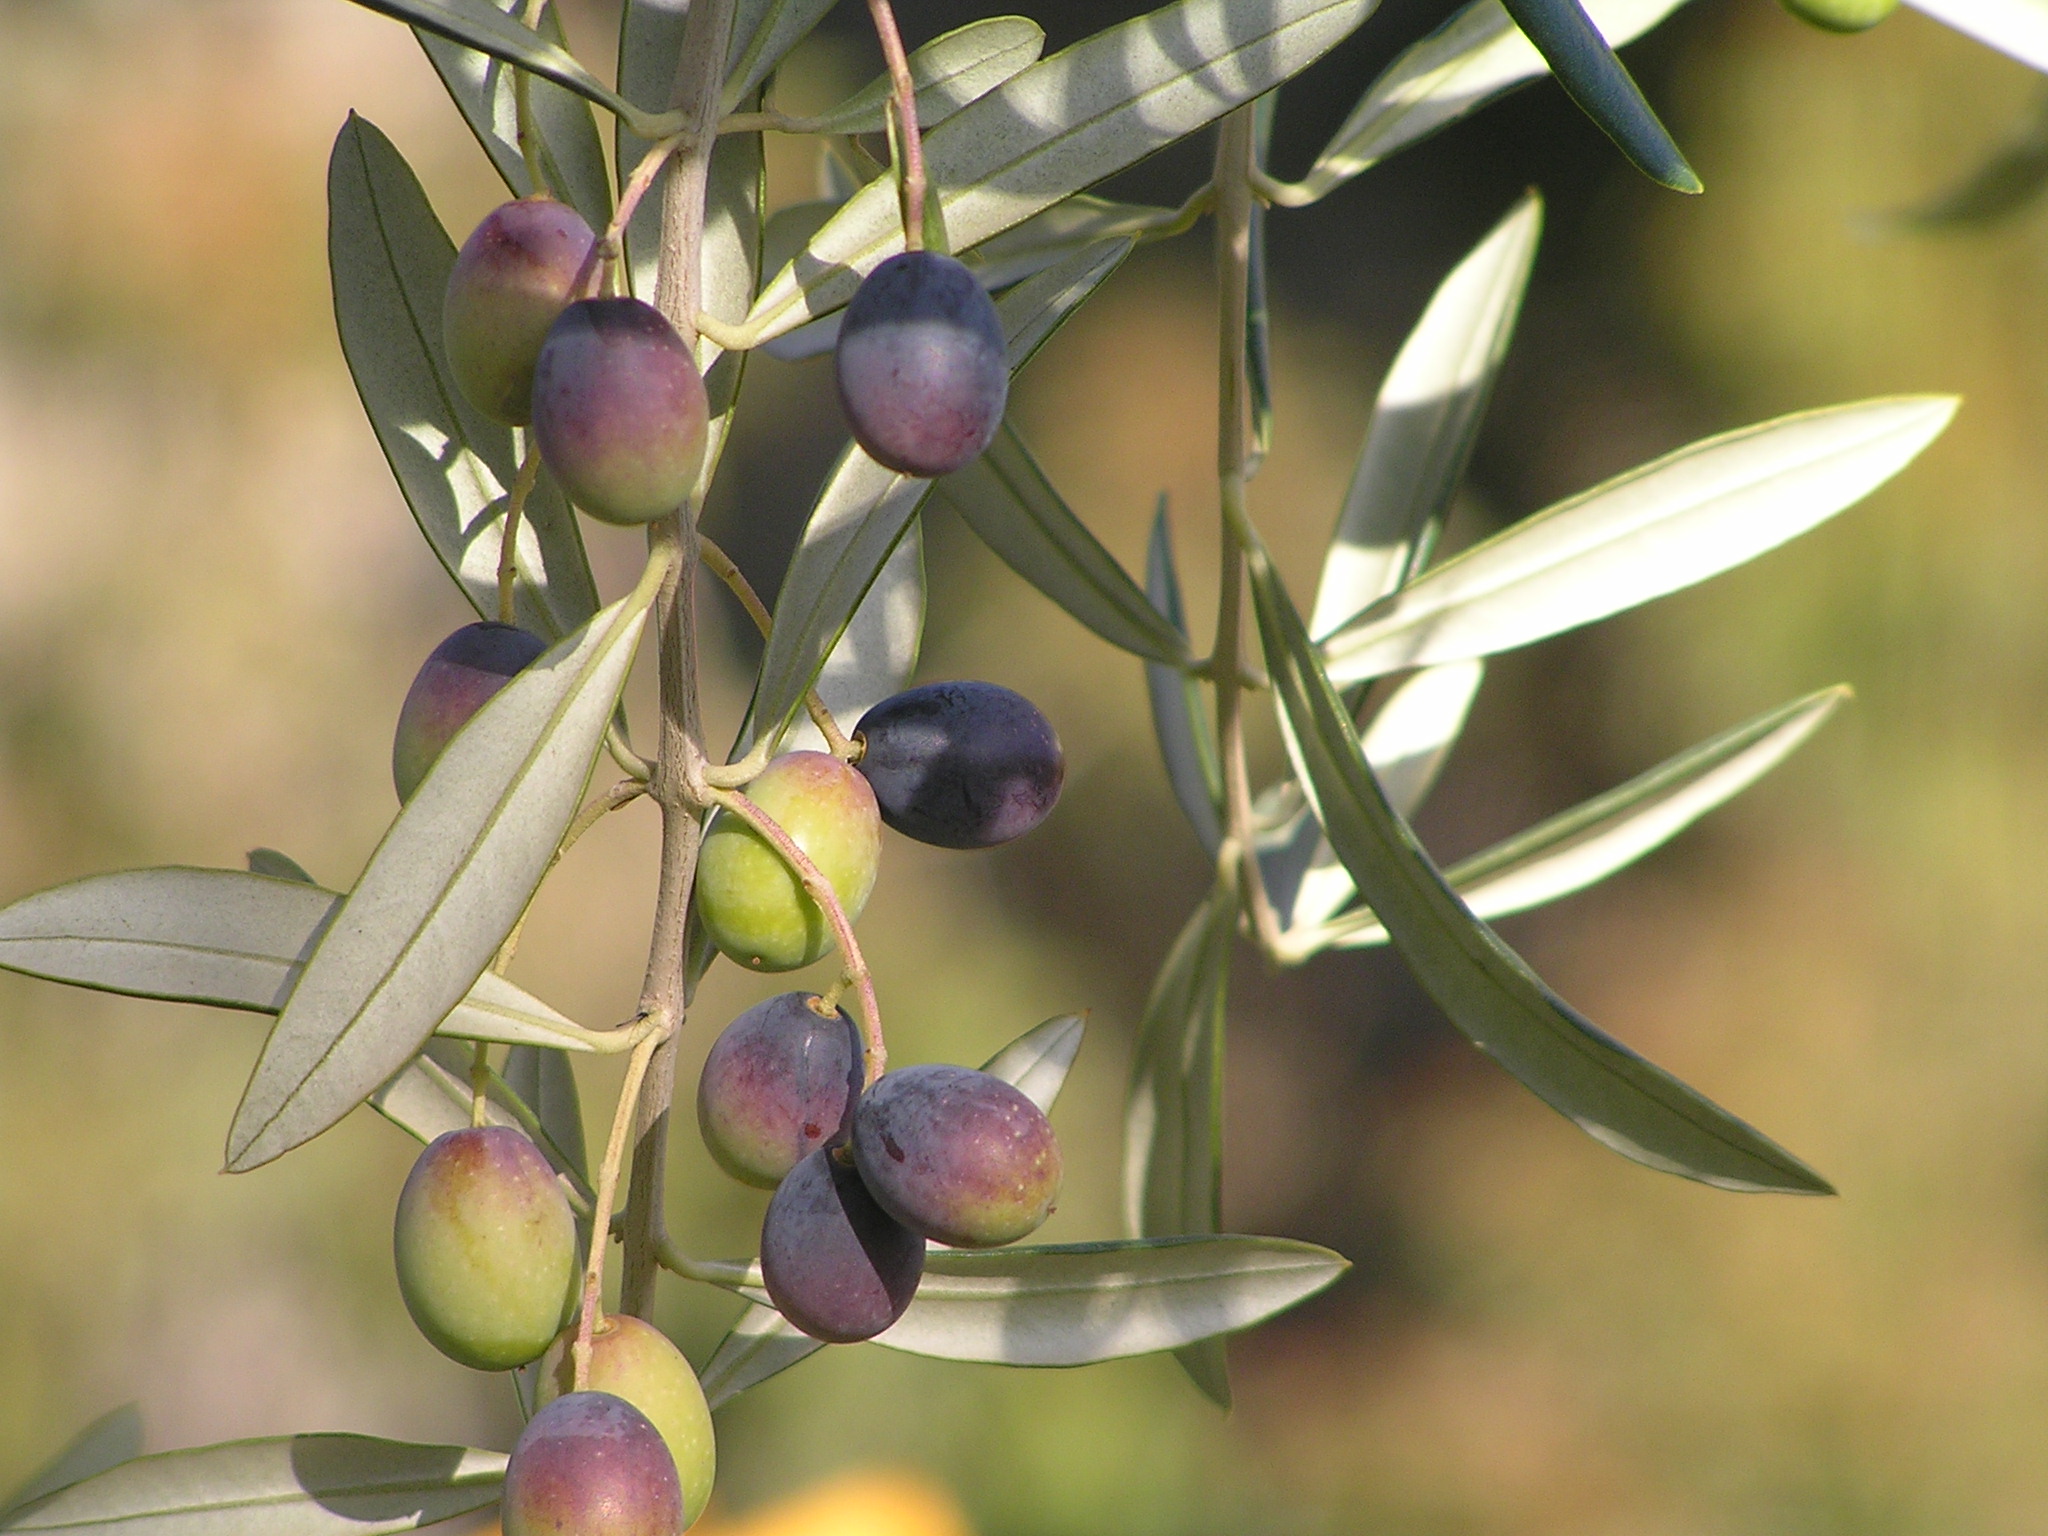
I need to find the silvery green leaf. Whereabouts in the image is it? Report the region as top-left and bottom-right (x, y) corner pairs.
(417, 2), (613, 230)
(0, 868), (592, 1052)
(2, 1408), (144, 1520)
(1145, 503), (1224, 857)
(741, 0), (1378, 344)
(502, 1043), (590, 1182)
(344, 0), (652, 131)
(1308, 193), (1542, 638)
(944, 418), (1191, 667)
(245, 849), (315, 885)
(722, 0), (841, 112)
(371, 1049), (520, 1144)
(1292, 0), (1690, 202)
(747, 245), (1124, 746)
(1495, 0), (1696, 190)
(328, 114), (600, 642)
(792, 19), (1046, 136)
(700, 1304), (824, 1409)
(1293, 685), (1848, 955)
(1250, 543), (1833, 1193)
(980, 1013), (1086, 1113)
(0, 1435), (505, 1536)
(780, 519), (924, 755)
(1260, 659), (1485, 931)
(1906, 0), (2048, 74)
(1321, 396), (1958, 685)
(227, 579), (658, 1171)
(967, 193), (1181, 291)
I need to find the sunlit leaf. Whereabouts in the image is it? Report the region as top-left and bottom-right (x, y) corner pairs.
(1321, 396), (1958, 685)
(1250, 542), (1833, 1193)
(417, 2), (613, 230)
(742, 0), (1377, 343)
(792, 19), (1046, 135)
(700, 1304), (824, 1409)
(1144, 503), (1224, 857)
(328, 114), (600, 642)
(943, 416), (1192, 667)
(2, 1408), (144, 1521)
(226, 577), (658, 1171)
(980, 1013), (1086, 1113)
(779, 521), (925, 756)
(1906, 0), (2048, 75)
(1308, 193), (1542, 638)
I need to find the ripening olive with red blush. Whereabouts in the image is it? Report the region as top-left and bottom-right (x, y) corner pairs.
(444, 199), (596, 425)
(834, 251), (1007, 478)
(854, 681), (1063, 849)
(502, 1391), (684, 1536)
(852, 1063), (1061, 1248)
(531, 298), (708, 525)
(392, 1126), (577, 1371)
(535, 1316), (715, 1527)
(697, 992), (862, 1188)
(391, 621), (548, 802)
(760, 1147), (924, 1343)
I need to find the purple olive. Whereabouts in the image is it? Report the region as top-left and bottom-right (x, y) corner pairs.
(760, 1147), (924, 1343)
(534, 1317), (715, 1527)
(834, 251), (1006, 478)
(502, 1390), (684, 1536)
(391, 621), (548, 803)
(531, 298), (708, 525)
(853, 681), (1064, 849)
(697, 992), (862, 1189)
(444, 199), (596, 425)
(851, 1063), (1061, 1248)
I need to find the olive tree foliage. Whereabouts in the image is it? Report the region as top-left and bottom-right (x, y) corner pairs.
(0, 0), (2020, 1516)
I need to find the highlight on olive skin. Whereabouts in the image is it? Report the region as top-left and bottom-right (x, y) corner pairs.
(760, 1146), (925, 1343)
(697, 992), (862, 1188)
(852, 1063), (1062, 1248)
(502, 1390), (685, 1536)
(530, 297), (709, 525)
(833, 251), (1007, 478)
(854, 681), (1064, 849)
(694, 751), (882, 972)
(391, 1126), (578, 1372)
(443, 199), (596, 426)
(535, 1316), (715, 1528)
(391, 621), (549, 803)
(1778, 0), (1897, 29)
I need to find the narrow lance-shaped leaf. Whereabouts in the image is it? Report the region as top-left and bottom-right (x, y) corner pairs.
(791, 19), (1047, 135)
(1245, 92), (1277, 475)
(943, 412), (1194, 667)
(0, 1435), (505, 1536)
(329, 114), (600, 641)
(1290, 685), (1849, 957)
(503, 1043), (590, 1181)
(371, 1047), (522, 1146)
(742, 0), (1378, 343)
(1288, 0), (1690, 202)
(1249, 542), (1833, 1193)
(2, 1408), (144, 1521)
(779, 519), (925, 755)
(227, 570), (660, 1171)
(721, 0), (842, 113)
(1322, 396), (1959, 685)
(417, 1), (613, 231)
(246, 848), (316, 884)
(1308, 192), (1542, 638)
(1145, 502), (1224, 856)
(980, 1012), (1087, 1114)
(1904, 0), (2048, 77)
(0, 867), (594, 1052)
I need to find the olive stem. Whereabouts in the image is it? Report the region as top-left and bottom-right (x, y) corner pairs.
(496, 443), (543, 626)
(698, 533), (857, 759)
(651, 1233), (753, 1289)
(1211, 107), (1286, 958)
(862, 0), (928, 252)
(590, 131), (690, 300)
(704, 785), (886, 1087)
(605, 722), (654, 782)
(468, 1040), (491, 1128)
(572, 1020), (669, 1392)
(513, 0), (551, 198)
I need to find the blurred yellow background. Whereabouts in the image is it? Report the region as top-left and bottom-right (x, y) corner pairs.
(3, 0), (2047, 1532)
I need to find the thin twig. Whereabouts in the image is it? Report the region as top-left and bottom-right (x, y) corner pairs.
(863, 0), (927, 250)
(571, 1022), (668, 1391)
(497, 444), (543, 626)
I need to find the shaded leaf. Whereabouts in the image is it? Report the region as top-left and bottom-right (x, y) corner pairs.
(1144, 502), (1224, 856)
(227, 577), (658, 1171)
(0, 1435), (503, 1536)
(1308, 193), (1542, 638)
(793, 19), (1046, 135)
(371, 1049), (520, 1145)
(2, 1408), (144, 1520)
(246, 849), (316, 885)
(980, 1012), (1086, 1113)
(1495, 0), (1696, 190)
(328, 114), (600, 642)
(943, 416), (1192, 667)
(722, 0), (842, 113)
(1124, 890), (1234, 1241)
(700, 1304), (824, 1410)
(502, 1043), (589, 1181)
(742, 0), (1378, 343)
(1321, 396), (1958, 685)
(780, 520), (925, 755)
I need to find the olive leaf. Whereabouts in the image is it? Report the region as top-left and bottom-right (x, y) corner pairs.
(981, 1012), (1087, 1114)
(226, 573), (659, 1172)
(787, 19), (1047, 136)
(721, 0), (843, 114)
(1144, 502), (1225, 856)
(1250, 542), (1834, 1193)
(503, 1043), (590, 1181)
(417, 1), (613, 230)
(370, 1048), (522, 1146)
(778, 519), (925, 756)
(0, 1435), (504, 1536)
(328, 113), (600, 642)
(245, 848), (316, 885)
(1320, 396), (1959, 685)
(1, 1409), (144, 1522)
(741, 0), (1378, 344)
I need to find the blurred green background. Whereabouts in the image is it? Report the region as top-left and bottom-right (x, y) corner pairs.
(2, 0), (2045, 1531)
